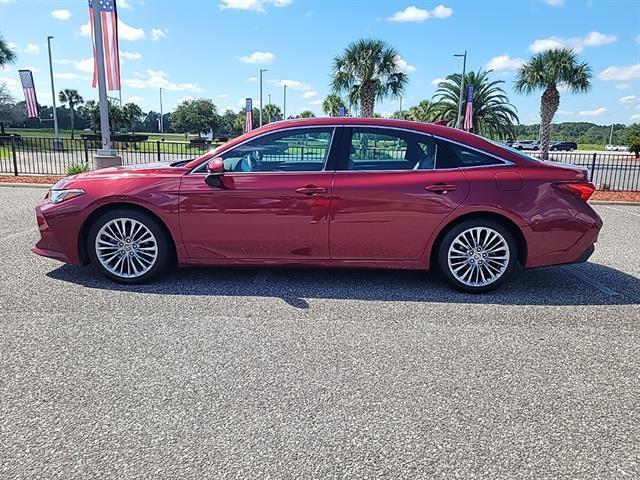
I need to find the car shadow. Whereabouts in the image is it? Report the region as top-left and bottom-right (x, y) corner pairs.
(46, 261), (640, 309)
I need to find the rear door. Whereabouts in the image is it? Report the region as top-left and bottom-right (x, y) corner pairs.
(330, 127), (470, 261)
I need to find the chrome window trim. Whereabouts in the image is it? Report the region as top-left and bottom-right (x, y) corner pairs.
(190, 123), (513, 175)
(190, 125), (339, 175)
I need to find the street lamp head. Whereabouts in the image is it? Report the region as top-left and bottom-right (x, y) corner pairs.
(47, 36), (54, 40)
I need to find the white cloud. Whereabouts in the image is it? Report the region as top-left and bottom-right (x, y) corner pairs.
(23, 43), (39, 54)
(51, 9), (71, 20)
(219, 0), (292, 13)
(151, 28), (168, 41)
(388, 4), (453, 22)
(120, 50), (142, 60)
(637, 34), (640, 45)
(79, 20), (145, 41)
(0, 0), (15, 3)
(486, 54), (525, 71)
(529, 31), (616, 53)
(615, 83), (630, 90)
(247, 76), (258, 82)
(630, 114), (640, 122)
(0, 77), (20, 96)
(544, 0), (564, 6)
(620, 95), (638, 105)
(598, 64), (640, 81)
(119, 0), (133, 9)
(239, 51), (275, 64)
(578, 107), (607, 117)
(557, 110), (574, 115)
(309, 99), (322, 106)
(74, 58), (94, 73)
(54, 72), (87, 81)
(431, 77), (446, 86)
(216, 93), (230, 98)
(395, 55), (417, 73)
(123, 69), (204, 92)
(302, 90), (317, 98)
(269, 79), (311, 91)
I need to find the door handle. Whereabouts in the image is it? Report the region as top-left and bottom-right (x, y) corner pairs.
(296, 185), (328, 195)
(425, 183), (457, 194)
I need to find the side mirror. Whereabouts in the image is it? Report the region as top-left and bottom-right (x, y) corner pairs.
(205, 158), (225, 187)
(206, 157), (225, 175)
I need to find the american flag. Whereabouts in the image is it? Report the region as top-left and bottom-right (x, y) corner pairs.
(244, 98), (253, 133)
(18, 70), (39, 118)
(89, 0), (121, 91)
(463, 84), (474, 131)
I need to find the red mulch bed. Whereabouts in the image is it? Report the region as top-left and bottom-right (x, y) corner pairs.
(591, 191), (640, 202)
(0, 175), (63, 185)
(1, 174), (639, 202)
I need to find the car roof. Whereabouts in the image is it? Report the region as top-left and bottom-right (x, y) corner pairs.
(185, 117), (529, 169)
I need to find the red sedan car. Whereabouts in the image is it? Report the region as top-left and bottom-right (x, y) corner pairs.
(33, 118), (602, 293)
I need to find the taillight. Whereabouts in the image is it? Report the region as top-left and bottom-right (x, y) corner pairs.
(554, 182), (596, 201)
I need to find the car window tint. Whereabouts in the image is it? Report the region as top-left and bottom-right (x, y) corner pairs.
(221, 128), (334, 173)
(436, 139), (503, 169)
(347, 128), (436, 171)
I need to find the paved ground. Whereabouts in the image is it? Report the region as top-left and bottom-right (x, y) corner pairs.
(1, 187), (639, 479)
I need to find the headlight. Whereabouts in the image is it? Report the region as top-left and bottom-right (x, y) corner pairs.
(49, 188), (86, 204)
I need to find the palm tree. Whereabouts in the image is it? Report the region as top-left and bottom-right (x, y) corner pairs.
(262, 103), (281, 123)
(122, 102), (143, 133)
(514, 47), (591, 160)
(322, 94), (343, 117)
(0, 34), (17, 68)
(431, 70), (519, 139)
(407, 100), (435, 122)
(298, 110), (315, 118)
(58, 89), (84, 139)
(330, 39), (408, 117)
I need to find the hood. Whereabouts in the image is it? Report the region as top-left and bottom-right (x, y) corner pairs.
(53, 161), (190, 189)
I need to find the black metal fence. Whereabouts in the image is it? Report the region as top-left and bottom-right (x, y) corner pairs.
(0, 136), (212, 176)
(529, 152), (640, 192)
(1, 136), (639, 191)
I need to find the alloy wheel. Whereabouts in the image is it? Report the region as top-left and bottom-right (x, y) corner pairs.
(94, 217), (158, 279)
(447, 226), (510, 287)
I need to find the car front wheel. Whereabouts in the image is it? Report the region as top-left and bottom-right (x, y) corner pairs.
(438, 220), (519, 293)
(87, 209), (170, 284)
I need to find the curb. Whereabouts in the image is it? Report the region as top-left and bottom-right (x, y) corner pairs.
(589, 200), (640, 206)
(0, 182), (53, 189)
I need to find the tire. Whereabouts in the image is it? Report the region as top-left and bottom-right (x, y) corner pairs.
(87, 208), (171, 284)
(437, 219), (519, 293)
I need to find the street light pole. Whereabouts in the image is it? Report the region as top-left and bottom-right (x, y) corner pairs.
(283, 84), (287, 120)
(259, 68), (267, 127)
(46, 36), (62, 149)
(159, 87), (164, 141)
(454, 50), (467, 129)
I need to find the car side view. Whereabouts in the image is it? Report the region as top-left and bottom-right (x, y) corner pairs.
(33, 118), (602, 293)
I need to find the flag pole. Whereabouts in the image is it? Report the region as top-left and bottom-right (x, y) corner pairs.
(454, 50), (467, 130)
(92, 0), (113, 154)
(159, 87), (164, 141)
(46, 36), (62, 150)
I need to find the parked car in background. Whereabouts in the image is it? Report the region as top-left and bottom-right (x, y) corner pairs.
(605, 144), (629, 152)
(32, 118), (602, 293)
(512, 140), (539, 150)
(550, 141), (577, 151)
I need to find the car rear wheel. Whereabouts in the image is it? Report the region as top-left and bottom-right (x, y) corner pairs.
(437, 220), (518, 293)
(87, 209), (170, 284)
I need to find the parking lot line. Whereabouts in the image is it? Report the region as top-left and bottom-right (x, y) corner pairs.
(600, 205), (640, 219)
(564, 266), (620, 296)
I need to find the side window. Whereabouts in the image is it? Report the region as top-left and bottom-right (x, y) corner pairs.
(436, 140), (504, 169)
(220, 128), (334, 173)
(346, 128), (436, 171)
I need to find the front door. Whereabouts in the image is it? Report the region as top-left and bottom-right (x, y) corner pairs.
(179, 127), (339, 260)
(330, 127), (470, 260)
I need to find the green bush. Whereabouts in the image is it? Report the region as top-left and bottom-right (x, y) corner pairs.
(629, 140), (640, 158)
(66, 163), (90, 176)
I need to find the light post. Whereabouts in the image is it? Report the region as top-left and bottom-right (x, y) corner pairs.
(159, 87), (164, 141)
(259, 68), (267, 127)
(267, 93), (272, 122)
(283, 84), (287, 120)
(399, 96), (403, 114)
(454, 50), (467, 129)
(46, 36), (62, 150)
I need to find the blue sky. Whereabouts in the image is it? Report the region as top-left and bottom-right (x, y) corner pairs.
(1, 0), (639, 124)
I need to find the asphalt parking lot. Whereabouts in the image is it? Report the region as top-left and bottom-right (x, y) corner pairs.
(1, 186), (639, 479)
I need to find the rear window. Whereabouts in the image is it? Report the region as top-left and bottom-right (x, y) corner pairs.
(436, 139), (505, 169)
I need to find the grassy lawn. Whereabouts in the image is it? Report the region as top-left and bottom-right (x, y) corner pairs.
(577, 144), (606, 151)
